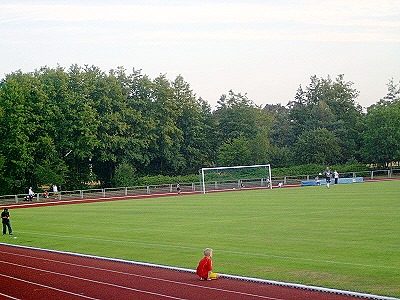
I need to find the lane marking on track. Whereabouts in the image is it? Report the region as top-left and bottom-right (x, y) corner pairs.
(0, 292), (20, 300)
(0, 273), (99, 299)
(0, 261), (188, 300)
(0, 254), (282, 300)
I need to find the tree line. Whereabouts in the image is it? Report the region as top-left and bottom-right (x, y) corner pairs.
(0, 65), (399, 194)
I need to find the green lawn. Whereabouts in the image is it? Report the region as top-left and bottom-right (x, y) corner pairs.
(3, 180), (400, 298)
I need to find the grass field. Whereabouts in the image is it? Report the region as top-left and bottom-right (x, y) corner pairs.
(3, 180), (400, 298)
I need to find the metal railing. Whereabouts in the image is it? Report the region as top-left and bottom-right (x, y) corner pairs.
(0, 183), (200, 205)
(0, 168), (398, 206)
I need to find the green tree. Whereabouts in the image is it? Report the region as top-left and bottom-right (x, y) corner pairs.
(123, 68), (158, 172)
(288, 75), (362, 164)
(217, 136), (252, 166)
(0, 72), (38, 192)
(0, 70), (69, 192)
(145, 75), (182, 174)
(4, 65), (396, 192)
(57, 65), (100, 188)
(382, 78), (400, 102)
(361, 101), (400, 166)
(213, 91), (273, 166)
(263, 104), (295, 167)
(173, 75), (214, 173)
(35, 66), (74, 188)
(294, 128), (341, 165)
(112, 162), (137, 187)
(215, 91), (260, 140)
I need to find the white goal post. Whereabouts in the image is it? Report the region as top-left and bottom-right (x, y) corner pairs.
(200, 164), (272, 194)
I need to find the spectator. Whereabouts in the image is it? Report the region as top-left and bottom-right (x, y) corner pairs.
(28, 187), (35, 201)
(52, 184), (58, 199)
(334, 170), (339, 184)
(1, 208), (12, 235)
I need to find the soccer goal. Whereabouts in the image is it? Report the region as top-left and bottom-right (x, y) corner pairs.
(200, 164), (272, 194)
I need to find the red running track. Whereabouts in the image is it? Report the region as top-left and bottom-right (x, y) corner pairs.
(0, 244), (373, 300)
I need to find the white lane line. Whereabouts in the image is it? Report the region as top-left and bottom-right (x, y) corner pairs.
(0, 253), (282, 300)
(0, 292), (21, 300)
(0, 260), (188, 300)
(0, 273), (99, 299)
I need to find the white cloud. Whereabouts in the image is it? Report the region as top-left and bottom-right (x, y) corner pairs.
(0, 1), (398, 107)
(1, 1), (399, 43)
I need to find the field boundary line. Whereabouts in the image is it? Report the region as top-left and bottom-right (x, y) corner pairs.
(12, 230), (397, 270)
(0, 273), (99, 299)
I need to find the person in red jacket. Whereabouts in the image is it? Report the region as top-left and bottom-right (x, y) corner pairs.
(196, 248), (219, 280)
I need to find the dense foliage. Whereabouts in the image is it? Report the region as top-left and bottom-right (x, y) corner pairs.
(0, 66), (399, 193)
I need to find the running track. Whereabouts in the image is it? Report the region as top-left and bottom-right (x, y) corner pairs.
(0, 244), (395, 300)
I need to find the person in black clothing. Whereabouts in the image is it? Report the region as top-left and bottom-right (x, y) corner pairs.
(322, 166), (332, 189)
(2, 208), (12, 235)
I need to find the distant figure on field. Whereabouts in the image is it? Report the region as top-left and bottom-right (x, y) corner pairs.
(266, 178), (271, 188)
(176, 183), (181, 194)
(196, 248), (219, 281)
(334, 170), (339, 185)
(52, 184), (58, 199)
(323, 167), (332, 188)
(25, 187), (35, 201)
(1, 208), (12, 235)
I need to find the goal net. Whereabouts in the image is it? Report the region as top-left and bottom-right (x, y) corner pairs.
(200, 164), (272, 194)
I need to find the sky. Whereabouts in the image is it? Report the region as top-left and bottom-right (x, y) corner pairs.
(1, 0), (399, 109)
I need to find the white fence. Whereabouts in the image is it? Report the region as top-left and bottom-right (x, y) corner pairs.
(0, 168), (398, 205)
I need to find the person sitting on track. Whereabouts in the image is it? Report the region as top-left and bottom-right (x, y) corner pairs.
(196, 248), (220, 281)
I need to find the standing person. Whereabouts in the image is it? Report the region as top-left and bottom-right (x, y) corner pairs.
(196, 248), (219, 280)
(1, 208), (12, 235)
(28, 187), (35, 201)
(52, 184), (58, 200)
(176, 183), (181, 194)
(334, 170), (339, 185)
(323, 166), (332, 188)
(266, 178), (271, 188)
